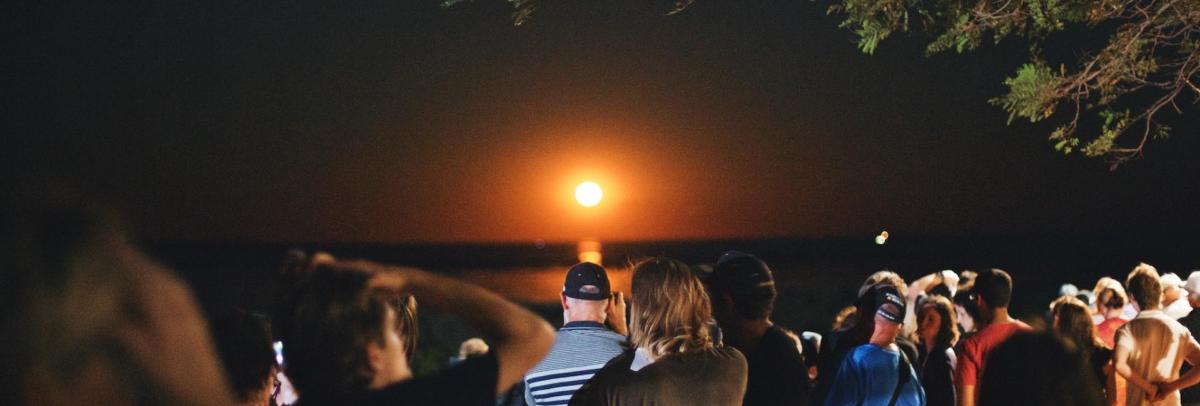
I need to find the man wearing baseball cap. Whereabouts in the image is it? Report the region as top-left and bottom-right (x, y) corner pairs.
(824, 284), (926, 406)
(523, 262), (627, 406)
(706, 251), (810, 406)
(1162, 273), (1194, 319)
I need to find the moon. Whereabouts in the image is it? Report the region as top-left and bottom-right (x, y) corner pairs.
(575, 182), (603, 207)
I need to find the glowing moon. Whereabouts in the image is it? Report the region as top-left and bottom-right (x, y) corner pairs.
(575, 182), (603, 207)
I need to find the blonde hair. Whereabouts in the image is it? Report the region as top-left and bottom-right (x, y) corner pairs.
(629, 257), (714, 358)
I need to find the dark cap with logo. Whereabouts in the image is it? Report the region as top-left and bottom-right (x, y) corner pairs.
(563, 262), (612, 300)
(874, 284), (906, 323)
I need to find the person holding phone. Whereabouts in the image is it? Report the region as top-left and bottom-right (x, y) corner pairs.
(523, 262), (628, 406)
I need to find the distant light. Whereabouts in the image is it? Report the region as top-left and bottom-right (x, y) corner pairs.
(875, 230), (889, 245)
(578, 240), (602, 265)
(575, 181), (603, 207)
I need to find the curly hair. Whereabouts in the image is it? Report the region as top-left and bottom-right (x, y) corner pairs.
(629, 257), (714, 358)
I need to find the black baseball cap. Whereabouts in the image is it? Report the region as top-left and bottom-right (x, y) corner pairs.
(710, 251), (776, 295)
(874, 285), (906, 323)
(563, 262), (611, 300)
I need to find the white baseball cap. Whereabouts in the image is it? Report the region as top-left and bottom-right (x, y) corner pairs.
(1184, 271), (1200, 294)
(1162, 273), (1185, 289)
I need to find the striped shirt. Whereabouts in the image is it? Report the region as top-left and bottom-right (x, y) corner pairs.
(524, 321), (626, 406)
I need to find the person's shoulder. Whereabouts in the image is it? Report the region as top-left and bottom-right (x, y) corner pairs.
(554, 327), (626, 351)
(760, 326), (804, 356)
(710, 346), (749, 379)
(958, 328), (984, 348)
(1162, 317), (1195, 338)
(713, 344), (747, 361)
(847, 343), (884, 360)
(943, 347), (957, 366)
(1137, 312), (1185, 331)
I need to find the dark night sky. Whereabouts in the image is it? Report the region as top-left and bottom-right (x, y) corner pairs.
(7, 0), (1200, 243)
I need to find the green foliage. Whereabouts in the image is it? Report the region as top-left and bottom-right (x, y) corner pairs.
(1083, 110), (1129, 156)
(828, 0), (1200, 167)
(990, 63), (1062, 124)
(827, 0), (910, 54)
(442, 0), (537, 26)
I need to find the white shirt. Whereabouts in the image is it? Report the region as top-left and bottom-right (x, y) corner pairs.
(1165, 297), (1193, 320)
(1115, 310), (1200, 406)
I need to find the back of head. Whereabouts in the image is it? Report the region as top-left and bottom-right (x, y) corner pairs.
(457, 338), (490, 360)
(1125, 263), (1162, 310)
(1050, 296), (1103, 354)
(857, 270), (908, 299)
(275, 262), (413, 402)
(1, 188), (138, 404)
(1094, 280), (1128, 311)
(629, 257), (714, 357)
(211, 310), (277, 404)
(979, 331), (1104, 406)
(563, 262), (612, 301)
(562, 262), (612, 322)
(869, 285), (906, 343)
(832, 305), (858, 330)
(709, 251), (777, 321)
(850, 271), (908, 334)
(972, 268), (1014, 309)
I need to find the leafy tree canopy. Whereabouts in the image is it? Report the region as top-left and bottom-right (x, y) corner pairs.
(451, 0), (1200, 168)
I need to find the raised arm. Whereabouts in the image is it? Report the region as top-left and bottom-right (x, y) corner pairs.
(367, 263), (555, 394)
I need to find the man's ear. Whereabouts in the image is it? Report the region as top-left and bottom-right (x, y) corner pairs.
(365, 339), (386, 374)
(561, 292), (570, 311)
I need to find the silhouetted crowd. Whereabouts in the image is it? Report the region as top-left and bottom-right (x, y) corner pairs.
(5, 196), (1200, 406)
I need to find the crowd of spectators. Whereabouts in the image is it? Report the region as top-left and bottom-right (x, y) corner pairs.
(4, 196), (1200, 406)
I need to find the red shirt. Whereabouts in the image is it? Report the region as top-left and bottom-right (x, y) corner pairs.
(953, 319), (1032, 388)
(1096, 316), (1129, 349)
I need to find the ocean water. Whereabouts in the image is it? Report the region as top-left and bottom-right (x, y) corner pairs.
(150, 234), (1198, 374)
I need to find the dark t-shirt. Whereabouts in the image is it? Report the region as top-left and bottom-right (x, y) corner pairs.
(348, 352), (498, 406)
(569, 346), (748, 406)
(1180, 311), (1200, 403)
(917, 345), (956, 406)
(811, 328), (855, 405)
(731, 325), (810, 406)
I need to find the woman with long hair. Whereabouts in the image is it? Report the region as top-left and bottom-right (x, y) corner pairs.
(1051, 295), (1114, 404)
(570, 257), (748, 405)
(917, 295), (960, 406)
